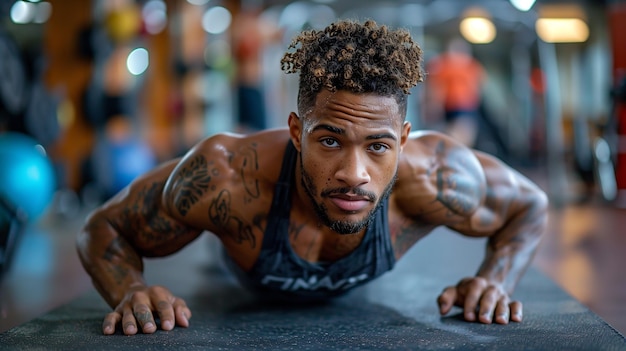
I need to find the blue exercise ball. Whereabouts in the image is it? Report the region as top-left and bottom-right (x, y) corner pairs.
(92, 136), (157, 197)
(0, 132), (56, 222)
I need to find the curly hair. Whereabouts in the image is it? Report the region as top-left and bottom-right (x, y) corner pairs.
(280, 19), (424, 119)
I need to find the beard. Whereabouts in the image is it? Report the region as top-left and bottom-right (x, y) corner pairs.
(300, 155), (397, 235)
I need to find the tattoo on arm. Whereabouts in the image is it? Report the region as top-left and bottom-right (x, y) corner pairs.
(102, 236), (142, 285)
(209, 189), (256, 248)
(434, 141), (481, 217)
(118, 182), (191, 247)
(103, 236), (142, 266)
(171, 155), (213, 216)
(240, 144), (260, 203)
(209, 189), (230, 227)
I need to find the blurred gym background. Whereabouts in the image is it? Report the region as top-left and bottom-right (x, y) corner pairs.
(1, 0), (625, 336)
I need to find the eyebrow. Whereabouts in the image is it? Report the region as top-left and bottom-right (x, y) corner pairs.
(311, 124), (344, 135)
(366, 133), (397, 141)
(310, 124), (397, 141)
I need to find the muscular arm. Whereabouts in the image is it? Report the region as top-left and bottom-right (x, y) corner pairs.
(395, 132), (548, 324)
(76, 131), (282, 336)
(448, 150), (548, 293)
(76, 159), (204, 309)
(440, 149), (548, 324)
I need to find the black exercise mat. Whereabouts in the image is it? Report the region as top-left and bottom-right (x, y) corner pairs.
(1, 231), (625, 350)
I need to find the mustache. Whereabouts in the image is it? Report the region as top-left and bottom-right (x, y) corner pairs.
(320, 187), (376, 201)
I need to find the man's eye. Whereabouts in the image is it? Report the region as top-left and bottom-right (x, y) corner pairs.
(321, 138), (339, 147)
(370, 143), (389, 153)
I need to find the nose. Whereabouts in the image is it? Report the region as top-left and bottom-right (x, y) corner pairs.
(334, 149), (371, 187)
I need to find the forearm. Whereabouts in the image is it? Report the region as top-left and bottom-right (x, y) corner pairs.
(76, 215), (146, 309)
(476, 192), (548, 293)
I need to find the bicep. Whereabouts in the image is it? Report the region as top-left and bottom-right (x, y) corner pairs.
(397, 136), (486, 226)
(104, 160), (204, 257)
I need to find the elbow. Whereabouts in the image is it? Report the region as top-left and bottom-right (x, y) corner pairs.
(525, 187), (549, 240)
(75, 212), (97, 268)
(532, 187), (549, 214)
(75, 210), (111, 268)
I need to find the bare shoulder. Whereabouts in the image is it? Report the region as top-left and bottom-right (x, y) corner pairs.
(392, 130), (487, 225)
(163, 128), (292, 232)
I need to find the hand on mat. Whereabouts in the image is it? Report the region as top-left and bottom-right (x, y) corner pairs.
(102, 285), (192, 335)
(437, 277), (522, 324)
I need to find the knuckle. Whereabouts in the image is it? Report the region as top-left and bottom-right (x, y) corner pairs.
(174, 298), (189, 308)
(129, 290), (147, 302)
(151, 285), (168, 295)
(484, 285), (499, 297)
(156, 300), (171, 311)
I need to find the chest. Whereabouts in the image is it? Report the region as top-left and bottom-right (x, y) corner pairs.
(386, 208), (438, 259)
(286, 221), (366, 263)
(286, 207), (435, 263)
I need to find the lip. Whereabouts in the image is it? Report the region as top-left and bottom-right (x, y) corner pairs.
(329, 195), (371, 212)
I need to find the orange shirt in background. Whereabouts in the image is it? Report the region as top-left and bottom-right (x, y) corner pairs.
(426, 52), (485, 112)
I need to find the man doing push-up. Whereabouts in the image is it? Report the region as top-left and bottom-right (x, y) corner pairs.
(77, 19), (548, 336)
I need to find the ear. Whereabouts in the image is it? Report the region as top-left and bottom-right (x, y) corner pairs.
(399, 121), (411, 151)
(288, 112), (303, 152)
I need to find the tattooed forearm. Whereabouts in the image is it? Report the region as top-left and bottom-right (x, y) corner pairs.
(104, 264), (131, 286)
(103, 236), (142, 268)
(101, 236), (143, 285)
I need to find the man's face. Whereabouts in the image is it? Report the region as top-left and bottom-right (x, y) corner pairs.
(289, 89), (410, 235)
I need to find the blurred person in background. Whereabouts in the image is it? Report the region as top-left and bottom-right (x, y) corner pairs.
(231, 7), (283, 132)
(423, 37), (486, 147)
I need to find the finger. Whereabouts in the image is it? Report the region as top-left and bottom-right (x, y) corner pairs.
(437, 287), (457, 315)
(509, 301), (523, 322)
(122, 307), (138, 335)
(493, 298), (510, 325)
(155, 300), (176, 331)
(102, 311), (121, 335)
(477, 286), (499, 324)
(173, 298), (192, 328)
(133, 303), (157, 334)
(462, 283), (483, 322)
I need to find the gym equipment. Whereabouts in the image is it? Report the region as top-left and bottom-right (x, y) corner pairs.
(0, 132), (57, 223)
(594, 137), (617, 201)
(609, 3), (626, 204)
(24, 80), (62, 147)
(537, 40), (569, 206)
(91, 135), (157, 198)
(0, 195), (23, 275)
(104, 5), (142, 44)
(0, 30), (27, 117)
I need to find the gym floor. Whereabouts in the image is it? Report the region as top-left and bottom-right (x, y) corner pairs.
(0, 168), (625, 336)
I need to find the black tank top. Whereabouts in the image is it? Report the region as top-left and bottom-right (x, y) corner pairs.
(226, 140), (396, 300)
